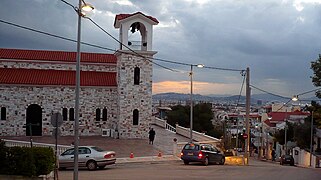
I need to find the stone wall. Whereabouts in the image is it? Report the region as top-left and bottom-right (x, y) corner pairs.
(0, 85), (118, 136)
(116, 51), (155, 139)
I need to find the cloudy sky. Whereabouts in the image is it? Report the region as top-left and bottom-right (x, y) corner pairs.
(1, 0), (321, 99)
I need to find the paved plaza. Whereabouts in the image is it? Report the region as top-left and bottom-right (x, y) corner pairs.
(1, 125), (190, 158)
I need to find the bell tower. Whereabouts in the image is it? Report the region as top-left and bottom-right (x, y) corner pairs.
(114, 12), (158, 139)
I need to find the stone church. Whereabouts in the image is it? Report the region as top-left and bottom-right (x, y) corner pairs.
(0, 12), (158, 139)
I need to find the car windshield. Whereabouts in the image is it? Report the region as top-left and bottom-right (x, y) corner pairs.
(91, 146), (105, 152)
(184, 144), (199, 150)
(284, 155), (292, 158)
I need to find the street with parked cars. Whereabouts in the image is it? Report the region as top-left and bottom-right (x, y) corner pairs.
(58, 158), (321, 180)
(279, 154), (295, 166)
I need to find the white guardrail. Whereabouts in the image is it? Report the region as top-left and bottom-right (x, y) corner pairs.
(2, 139), (71, 155)
(154, 117), (176, 133)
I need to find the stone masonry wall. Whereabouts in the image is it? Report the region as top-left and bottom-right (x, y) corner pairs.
(0, 85), (118, 136)
(116, 51), (154, 139)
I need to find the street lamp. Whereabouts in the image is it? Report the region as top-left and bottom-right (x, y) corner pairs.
(284, 109), (288, 155)
(74, 1), (93, 179)
(292, 95), (314, 167)
(189, 64), (204, 143)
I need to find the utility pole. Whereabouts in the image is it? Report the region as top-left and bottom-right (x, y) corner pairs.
(190, 65), (193, 143)
(310, 111), (314, 167)
(245, 67), (250, 165)
(284, 109), (288, 155)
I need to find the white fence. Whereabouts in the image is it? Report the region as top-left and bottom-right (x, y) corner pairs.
(154, 117), (176, 133)
(2, 139), (71, 155)
(153, 117), (222, 143)
(175, 124), (221, 143)
(292, 147), (321, 168)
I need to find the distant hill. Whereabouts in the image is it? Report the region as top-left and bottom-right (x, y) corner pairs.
(152, 93), (320, 104)
(152, 92), (246, 103)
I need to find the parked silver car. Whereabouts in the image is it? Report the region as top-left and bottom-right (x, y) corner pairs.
(59, 146), (116, 170)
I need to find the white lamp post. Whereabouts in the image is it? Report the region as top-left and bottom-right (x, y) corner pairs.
(74, 1), (93, 179)
(189, 64), (204, 143)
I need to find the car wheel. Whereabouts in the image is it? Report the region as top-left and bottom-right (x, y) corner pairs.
(98, 165), (106, 170)
(203, 157), (209, 166)
(87, 160), (97, 170)
(219, 157), (225, 165)
(290, 163), (294, 166)
(183, 161), (189, 165)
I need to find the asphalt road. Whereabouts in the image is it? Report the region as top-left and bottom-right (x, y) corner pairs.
(58, 158), (321, 180)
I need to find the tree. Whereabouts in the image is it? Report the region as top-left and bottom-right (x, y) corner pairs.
(166, 105), (189, 127)
(273, 122), (295, 145)
(293, 119), (311, 149)
(292, 102), (321, 149)
(166, 103), (222, 138)
(311, 55), (321, 98)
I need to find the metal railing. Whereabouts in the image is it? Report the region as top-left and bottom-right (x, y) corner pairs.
(2, 139), (71, 155)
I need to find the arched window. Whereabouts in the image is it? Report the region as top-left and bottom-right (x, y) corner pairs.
(102, 108), (107, 121)
(1, 107), (6, 120)
(96, 108), (101, 121)
(134, 67), (140, 85)
(69, 108), (74, 121)
(62, 108), (68, 121)
(133, 109), (139, 125)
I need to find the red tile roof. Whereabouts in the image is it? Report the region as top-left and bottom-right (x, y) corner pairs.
(227, 113), (261, 118)
(0, 48), (117, 64)
(114, 12), (159, 27)
(263, 119), (276, 127)
(267, 111), (310, 122)
(0, 68), (117, 87)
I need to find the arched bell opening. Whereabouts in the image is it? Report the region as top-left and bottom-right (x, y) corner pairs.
(127, 22), (147, 51)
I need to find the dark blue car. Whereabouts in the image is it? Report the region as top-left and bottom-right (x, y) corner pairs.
(180, 143), (225, 166)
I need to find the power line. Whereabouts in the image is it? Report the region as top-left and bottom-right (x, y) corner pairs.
(297, 88), (321, 96)
(58, 0), (235, 72)
(236, 72), (246, 107)
(2, 0), (247, 74)
(0, 19), (116, 52)
(59, 0), (179, 72)
(249, 84), (289, 99)
(85, 17), (179, 72)
(250, 84), (321, 103)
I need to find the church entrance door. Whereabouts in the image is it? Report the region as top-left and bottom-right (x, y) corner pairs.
(26, 104), (42, 136)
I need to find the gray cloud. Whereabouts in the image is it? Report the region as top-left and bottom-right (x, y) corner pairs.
(0, 0), (320, 96)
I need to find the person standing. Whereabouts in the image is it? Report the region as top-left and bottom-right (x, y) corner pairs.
(271, 149), (276, 161)
(149, 128), (156, 145)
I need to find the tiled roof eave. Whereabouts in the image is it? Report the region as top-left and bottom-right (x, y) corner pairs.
(0, 48), (117, 63)
(0, 58), (117, 66)
(0, 83), (118, 88)
(0, 68), (117, 87)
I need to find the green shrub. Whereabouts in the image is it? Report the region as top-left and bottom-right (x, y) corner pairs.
(33, 147), (55, 175)
(0, 140), (55, 177)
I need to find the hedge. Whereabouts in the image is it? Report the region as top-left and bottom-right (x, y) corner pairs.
(0, 140), (55, 177)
